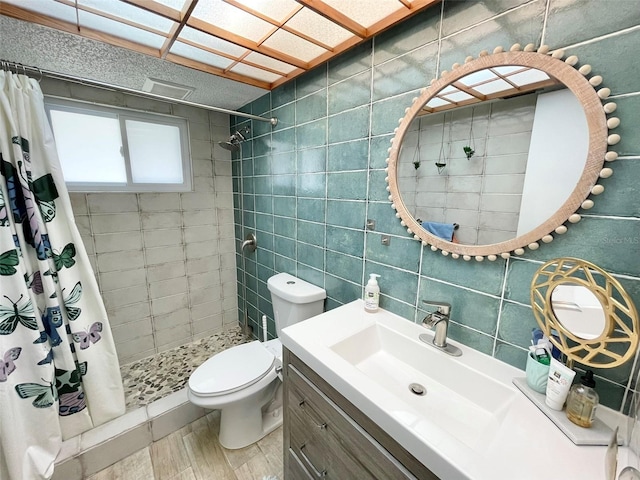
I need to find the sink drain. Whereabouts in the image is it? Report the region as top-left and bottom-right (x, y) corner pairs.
(409, 383), (426, 396)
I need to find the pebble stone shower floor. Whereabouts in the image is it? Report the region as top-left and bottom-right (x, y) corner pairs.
(120, 327), (249, 410)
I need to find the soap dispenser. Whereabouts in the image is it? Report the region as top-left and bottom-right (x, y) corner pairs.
(566, 370), (599, 428)
(364, 274), (381, 313)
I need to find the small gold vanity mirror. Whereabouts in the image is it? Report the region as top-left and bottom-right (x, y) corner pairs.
(531, 258), (639, 368)
(387, 44), (621, 260)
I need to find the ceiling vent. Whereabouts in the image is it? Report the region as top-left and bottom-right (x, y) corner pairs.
(142, 78), (194, 100)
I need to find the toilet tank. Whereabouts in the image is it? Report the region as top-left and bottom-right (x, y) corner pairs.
(267, 273), (326, 336)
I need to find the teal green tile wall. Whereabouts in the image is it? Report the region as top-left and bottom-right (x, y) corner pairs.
(233, 0), (640, 412)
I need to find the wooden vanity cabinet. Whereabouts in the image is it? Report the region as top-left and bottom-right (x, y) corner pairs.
(283, 348), (438, 480)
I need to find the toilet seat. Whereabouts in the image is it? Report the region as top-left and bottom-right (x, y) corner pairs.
(188, 341), (275, 396)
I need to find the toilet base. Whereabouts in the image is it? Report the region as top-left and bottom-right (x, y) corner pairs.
(218, 383), (283, 450)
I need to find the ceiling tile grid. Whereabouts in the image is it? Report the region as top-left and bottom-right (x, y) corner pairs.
(0, 0), (440, 90)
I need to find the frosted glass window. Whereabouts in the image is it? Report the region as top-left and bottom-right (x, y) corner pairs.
(48, 110), (126, 183)
(45, 98), (191, 192)
(126, 120), (183, 183)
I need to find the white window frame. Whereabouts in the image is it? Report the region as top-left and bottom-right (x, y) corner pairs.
(44, 97), (192, 192)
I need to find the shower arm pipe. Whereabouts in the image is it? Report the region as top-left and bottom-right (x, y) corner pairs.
(0, 60), (278, 126)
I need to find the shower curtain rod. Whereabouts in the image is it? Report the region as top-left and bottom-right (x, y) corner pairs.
(0, 59), (278, 126)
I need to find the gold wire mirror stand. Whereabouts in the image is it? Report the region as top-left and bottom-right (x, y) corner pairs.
(531, 257), (639, 368)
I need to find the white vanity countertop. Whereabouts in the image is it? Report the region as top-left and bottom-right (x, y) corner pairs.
(280, 300), (628, 480)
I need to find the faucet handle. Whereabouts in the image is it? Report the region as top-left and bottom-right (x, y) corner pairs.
(422, 300), (451, 315)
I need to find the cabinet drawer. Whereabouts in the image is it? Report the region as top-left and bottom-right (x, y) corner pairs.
(290, 405), (377, 480)
(287, 448), (314, 480)
(288, 364), (415, 480)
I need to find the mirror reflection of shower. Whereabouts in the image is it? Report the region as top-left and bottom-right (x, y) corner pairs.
(219, 126), (250, 152)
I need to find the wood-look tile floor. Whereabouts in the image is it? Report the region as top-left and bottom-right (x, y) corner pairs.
(87, 411), (283, 480)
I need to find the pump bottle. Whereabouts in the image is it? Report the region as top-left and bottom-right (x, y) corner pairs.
(566, 370), (599, 428)
(364, 274), (381, 312)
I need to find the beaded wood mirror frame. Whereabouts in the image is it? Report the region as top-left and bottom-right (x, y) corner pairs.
(531, 257), (638, 368)
(386, 43), (620, 261)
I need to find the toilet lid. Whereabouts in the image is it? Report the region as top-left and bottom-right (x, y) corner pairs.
(188, 341), (275, 396)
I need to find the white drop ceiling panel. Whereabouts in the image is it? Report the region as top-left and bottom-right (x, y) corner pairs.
(233, 0), (300, 23)
(508, 69), (550, 86)
(170, 41), (234, 69)
(459, 70), (498, 86)
(1, 0), (441, 89)
(321, 0), (403, 27)
(493, 66), (524, 75)
(244, 51), (298, 75)
(178, 26), (247, 57)
(154, 0), (187, 10)
(2, 0), (76, 23)
(192, 0), (274, 42)
(79, 0), (175, 34)
(439, 85), (458, 95)
(472, 78), (513, 95)
(79, 11), (167, 49)
(230, 62), (281, 83)
(286, 8), (352, 48)
(442, 91), (474, 102)
(262, 28), (327, 63)
(426, 97), (450, 108)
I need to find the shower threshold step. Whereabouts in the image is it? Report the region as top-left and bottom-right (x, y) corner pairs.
(52, 388), (206, 480)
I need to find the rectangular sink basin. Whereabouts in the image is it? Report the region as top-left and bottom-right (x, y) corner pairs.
(330, 323), (517, 449)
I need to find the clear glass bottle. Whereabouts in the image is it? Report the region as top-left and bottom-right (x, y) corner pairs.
(566, 370), (599, 428)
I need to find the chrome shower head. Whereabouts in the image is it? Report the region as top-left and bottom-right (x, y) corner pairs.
(218, 126), (250, 152)
(218, 140), (239, 152)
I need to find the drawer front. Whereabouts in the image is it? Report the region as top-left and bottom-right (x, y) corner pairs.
(287, 364), (415, 480)
(287, 448), (314, 480)
(289, 405), (376, 480)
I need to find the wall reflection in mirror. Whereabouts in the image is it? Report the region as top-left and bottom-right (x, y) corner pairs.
(551, 284), (606, 340)
(398, 66), (589, 246)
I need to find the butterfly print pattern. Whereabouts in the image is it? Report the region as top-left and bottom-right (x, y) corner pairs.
(58, 391), (86, 416)
(53, 243), (75, 270)
(15, 377), (58, 408)
(0, 189), (7, 226)
(72, 322), (103, 350)
(25, 271), (44, 294)
(40, 306), (63, 347)
(0, 347), (21, 382)
(0, 249), (19, 276)
(37, 348), (54, 366)
(60, 282), (82, 321)
(0, 294), (37, 335)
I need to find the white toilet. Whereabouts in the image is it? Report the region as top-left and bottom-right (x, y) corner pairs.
(187, 272), (326, 449)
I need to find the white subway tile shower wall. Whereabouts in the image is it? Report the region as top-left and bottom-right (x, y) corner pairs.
(40, 77), (238, 365)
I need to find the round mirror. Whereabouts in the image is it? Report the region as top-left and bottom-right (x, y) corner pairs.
(550, 284), (606, 340)
(531, 257), (639, 369)
(387, 45), (619, 260)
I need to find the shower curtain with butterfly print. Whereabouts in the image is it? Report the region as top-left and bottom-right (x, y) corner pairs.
(0, 71), (125, 479)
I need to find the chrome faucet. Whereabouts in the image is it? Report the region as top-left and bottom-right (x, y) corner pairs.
(419, 300), (462, 357)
